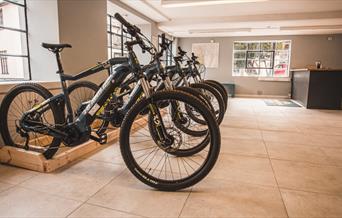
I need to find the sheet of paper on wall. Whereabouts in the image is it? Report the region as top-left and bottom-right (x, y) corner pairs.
(192, 43), (219, 68)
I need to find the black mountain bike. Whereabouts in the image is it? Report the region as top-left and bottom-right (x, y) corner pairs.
(0, 13), (221, 191)
(68, 34), (219, 137)
(172, 47), (228, 109)
(66, 33), (220, 157)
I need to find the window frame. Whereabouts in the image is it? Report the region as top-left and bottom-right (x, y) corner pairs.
(0, 8), (3, 26)
(0, 50), (8, 74)
(158, 35), (173, 66)
(107, 14), (132, 58)
(0, 0), (31, 81)
(232, 40), (291, 78)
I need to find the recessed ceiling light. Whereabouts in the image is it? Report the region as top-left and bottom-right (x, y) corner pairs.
(280, 25), (342, 31)
(162, 0), (268, 8)
(189, 28), (252, 34)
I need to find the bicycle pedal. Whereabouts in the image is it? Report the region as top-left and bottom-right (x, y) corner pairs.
(99, 133), (107, 144)
(90, 133), (107, 145)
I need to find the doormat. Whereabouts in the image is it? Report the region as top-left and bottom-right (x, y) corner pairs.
(264, 99), (301, 107)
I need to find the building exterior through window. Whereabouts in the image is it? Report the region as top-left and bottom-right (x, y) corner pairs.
(0, 50), (8, 74)
(158, 35), (173, 67)
(232, 40), (291, 77)
(0, 0), (30, 81)
(107, 14), (132, 59)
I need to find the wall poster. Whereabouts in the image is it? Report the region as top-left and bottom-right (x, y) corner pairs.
(192, 43), (219, 68)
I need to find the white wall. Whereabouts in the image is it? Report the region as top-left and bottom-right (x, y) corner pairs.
(134, 24), (153, 65)
(27, 0), (60, 82)
(179, 34), (342, 97)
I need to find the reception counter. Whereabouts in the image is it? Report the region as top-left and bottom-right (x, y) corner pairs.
(291, 69), (342, 109)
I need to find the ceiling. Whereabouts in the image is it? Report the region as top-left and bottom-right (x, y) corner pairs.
(118, 0), (342, 37)
(108, 1), (150, 25)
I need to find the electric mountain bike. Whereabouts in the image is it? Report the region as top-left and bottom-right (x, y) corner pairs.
(0, 13), (221, 191)
(67, 33), (217, 157)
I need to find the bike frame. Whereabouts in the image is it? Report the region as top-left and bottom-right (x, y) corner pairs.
(21, 56), (131, 139)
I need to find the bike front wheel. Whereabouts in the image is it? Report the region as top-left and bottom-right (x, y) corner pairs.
(120, 90), (220, 191)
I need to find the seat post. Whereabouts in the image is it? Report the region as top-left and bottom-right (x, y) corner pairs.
(55, 50), (74, 123)
(55, 51), (64, 74)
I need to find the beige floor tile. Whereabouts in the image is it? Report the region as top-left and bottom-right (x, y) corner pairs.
(281, 189), (342, 218)
(258, 120), (301, 132)
(0, 187), (81, 217)
(209, 154), (277, 187)
(298, 125), (342, 136)
(221, 138), (268, 157)
(324, 120), (342, 128)
(69, 203), (142, 218)
(321, 147), (342, 167)
(0, 181), (13, 193)
(221, 127), (263, 140)
(255, 111), (286, 118)
(223, 113), (257, 122)
(225, 112), (256, 120)
(180, 178), (287, 218)
(20, 159), (125, 201)
(272, 160), (342, 195)
(309, 134), (342, 148)
(0, 164), (38, 185)
(266, 142), (333, 165)
(309, 110), (342, 121)
(262, 131), (315, 146)
(88, 171), (190, 218)
(221, 116), (259, 129)
(86, 143), (125, 165)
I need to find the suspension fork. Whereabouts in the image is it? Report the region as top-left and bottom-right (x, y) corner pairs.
(140, 77), (171, 144)
(162, 76), (187, 124)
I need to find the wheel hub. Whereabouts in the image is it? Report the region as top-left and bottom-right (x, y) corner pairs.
(158, 127), (182, 152)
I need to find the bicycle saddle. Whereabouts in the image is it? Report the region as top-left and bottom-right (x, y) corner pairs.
(42, 43), (72, 50)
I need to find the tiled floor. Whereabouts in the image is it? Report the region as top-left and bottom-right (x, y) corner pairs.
(1, 98), (342, 217)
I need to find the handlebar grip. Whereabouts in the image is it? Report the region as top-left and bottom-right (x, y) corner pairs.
(115, 13), (142, 38)
(109, 57), (128, 66)
(161, 33), (166, 44)
(114, 13), (132, 29)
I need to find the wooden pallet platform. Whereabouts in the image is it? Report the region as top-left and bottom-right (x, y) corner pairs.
(0, 117), (147, 173)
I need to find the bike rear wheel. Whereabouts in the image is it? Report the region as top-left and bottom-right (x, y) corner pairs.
(204, 80), (228, 109)
(190, 83), (225, 125)
(0, 83), (64, 159)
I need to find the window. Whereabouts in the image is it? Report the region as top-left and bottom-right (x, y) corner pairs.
(0, 50), (8, 74)
(233, 40), (291, 77)
(158, 35), (173, 66)
(0, 8), (3, 26)
(107, 14), (132, 58)
(0, 0), (30, 81)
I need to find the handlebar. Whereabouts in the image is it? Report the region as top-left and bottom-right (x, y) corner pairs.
(191, 52), (198, 61)
(114, 13), (152, 53)
(114, 13), (141, 36)
(178, 46), (187, 56)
